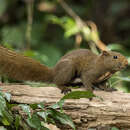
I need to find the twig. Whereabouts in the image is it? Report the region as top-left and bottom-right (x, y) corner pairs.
(26, 0), (34, 50)
(58, 0), (107, 51)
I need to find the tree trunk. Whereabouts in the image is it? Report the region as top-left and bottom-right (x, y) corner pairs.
(0, 85), (130, 129)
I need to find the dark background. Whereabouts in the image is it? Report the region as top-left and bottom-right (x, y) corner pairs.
(0, 0), (130, 91)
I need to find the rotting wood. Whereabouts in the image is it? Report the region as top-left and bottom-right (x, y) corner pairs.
(0, 85), (130, 129)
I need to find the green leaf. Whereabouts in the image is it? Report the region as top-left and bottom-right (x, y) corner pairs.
(0, 109), (2, 116)
(64, 25), (79, 38)
(0, 93), (14, 124)
(46, 117), (55, 124)
(41, 126), (50, 130)
(50, 99), (64, 109)
(113, 76), (130, 82)
(19, 104), (31, 118)
(15, 115), (21, 130)
(63, 18), (80, 38)
(38, 102), (45, 109)
(37, 111), (48, 122)
(3, 43), (14, 50)
(4, 93), (11, 102)
(0, 94), (6, 108)
(2, 118), (10, 126)
(30, 103), (38, 110)
(46, 15), (80, 38)
(26, 114), (42, 129)
(0, 103), (13, 125)
(6, 103), (17, 110)
(2, 109), (13, 124)
(23, 50), (36, 57)
(62, 91), (95, 100)
(111, 127), (119, 130)
(49, 109), (75, 130)
(0, 95), (6, 116)
(107, 43), (124, 51)
(46, 15), (63, 26)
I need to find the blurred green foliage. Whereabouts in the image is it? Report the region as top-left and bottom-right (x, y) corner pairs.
(0, 0), (130, 89)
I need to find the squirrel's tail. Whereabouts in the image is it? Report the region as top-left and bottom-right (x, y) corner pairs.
(0, 45), (54, 82)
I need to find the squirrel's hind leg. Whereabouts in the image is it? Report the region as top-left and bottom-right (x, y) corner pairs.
(53, 60), (75, 94)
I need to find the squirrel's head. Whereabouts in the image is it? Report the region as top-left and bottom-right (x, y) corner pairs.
(99, 50), (128, 72)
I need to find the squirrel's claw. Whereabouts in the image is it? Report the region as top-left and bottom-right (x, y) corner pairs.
(61, 88), (72, 95)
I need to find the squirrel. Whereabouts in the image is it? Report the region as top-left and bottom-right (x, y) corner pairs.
(0, 45), (128, 94)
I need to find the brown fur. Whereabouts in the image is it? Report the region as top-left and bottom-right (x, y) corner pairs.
(0, 46), (53, 82)
(0, 46), (128, 93)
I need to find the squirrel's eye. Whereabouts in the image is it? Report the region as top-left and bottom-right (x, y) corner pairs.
(113, 56), (118, 59)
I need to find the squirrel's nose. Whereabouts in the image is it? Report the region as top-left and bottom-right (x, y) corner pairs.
(121, 59), (128, 69)
(125, 60), (128, 67)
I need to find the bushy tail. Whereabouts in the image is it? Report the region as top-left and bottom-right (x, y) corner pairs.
(0, 46), (53, 82)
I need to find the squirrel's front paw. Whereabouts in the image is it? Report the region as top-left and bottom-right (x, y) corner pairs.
(61, 88), (72, 95)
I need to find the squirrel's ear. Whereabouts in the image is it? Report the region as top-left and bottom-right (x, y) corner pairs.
(102, 51), (110, 56)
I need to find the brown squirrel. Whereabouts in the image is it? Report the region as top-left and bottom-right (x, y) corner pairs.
(0, 45), (128, 94)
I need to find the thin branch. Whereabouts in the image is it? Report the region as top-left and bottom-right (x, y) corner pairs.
(58, 0), (107, 51)
(26, 0), (34, 50)
(58, 0), (82, 25)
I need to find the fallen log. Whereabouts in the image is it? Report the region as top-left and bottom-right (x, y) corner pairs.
(0, 85), (130, 129)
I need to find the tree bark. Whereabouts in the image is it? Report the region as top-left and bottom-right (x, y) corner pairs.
(0, 85), (130, 129)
